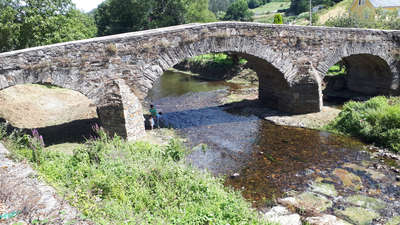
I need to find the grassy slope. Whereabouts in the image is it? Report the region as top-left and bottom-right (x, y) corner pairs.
(317, 0), (353, 24)
(250, 2), (294, 23)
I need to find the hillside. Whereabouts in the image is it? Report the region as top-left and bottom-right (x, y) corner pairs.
(318, 0), (353, 24)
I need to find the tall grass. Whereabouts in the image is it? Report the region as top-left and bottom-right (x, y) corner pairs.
(1, 123), (273, 224)
(325, 96), (400, 153)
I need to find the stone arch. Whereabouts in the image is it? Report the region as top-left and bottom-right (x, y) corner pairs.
(0, 68), (145, 141)
(317, 43), (399, 95)
(132, 35), (319, 114)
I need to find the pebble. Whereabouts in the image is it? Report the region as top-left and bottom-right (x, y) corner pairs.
(231, 173), (240, 178)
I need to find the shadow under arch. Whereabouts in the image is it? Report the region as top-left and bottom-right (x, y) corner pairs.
(343, 54), (395, 95)
(319, 42), (399, 97)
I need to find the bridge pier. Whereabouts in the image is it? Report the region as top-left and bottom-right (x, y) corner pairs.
(97, 79), (145, 141)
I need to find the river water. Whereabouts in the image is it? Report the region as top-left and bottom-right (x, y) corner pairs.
(147, 71), (400, 222)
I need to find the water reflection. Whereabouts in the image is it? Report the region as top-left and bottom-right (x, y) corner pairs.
(146, 70), (253, 101)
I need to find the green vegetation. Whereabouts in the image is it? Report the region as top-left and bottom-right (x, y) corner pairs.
(325, 8), (400, 30)
(94, 0), (216, 36)
(273, 13), (283, 24)
(250, 1), (294, 24)
(325, 96), (400, 153)
(208, 0), (237, 15)
(183, 53), (247, 70)
(0, 0), (97, 53)
(222, 0), (254, 21)
(1, 123), (272, 224)
(290, 0), (342, 15)
(250, 1), (290, 15)
(326, 62), (346, 75)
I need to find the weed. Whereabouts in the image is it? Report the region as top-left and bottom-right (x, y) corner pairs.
(262, 28), (273, 37)
(1, 123), (273, 224)
(201, 144), (209, 153)
(106, 43), (117, 54)
(200, 28), (209, 35)
(264, 153), (280, 163)
(242, 30), (257, 37)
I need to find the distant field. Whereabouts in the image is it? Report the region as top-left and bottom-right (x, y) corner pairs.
(250, 1), (290, 14)
(251, 1), (292, 23)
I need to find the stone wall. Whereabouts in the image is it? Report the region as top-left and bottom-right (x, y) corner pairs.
(1, 22), (400, 140)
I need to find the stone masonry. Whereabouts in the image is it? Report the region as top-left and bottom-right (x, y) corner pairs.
(1, 22), (400, 140)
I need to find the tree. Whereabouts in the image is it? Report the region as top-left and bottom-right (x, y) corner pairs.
(94, 0), (216, 37)
(0, 0), (97, 53)
(184, 0), (217, 23)
(290, 0), (340, 15)
(222, 0), (254, 22)
(247, 0), (261, 9)
(273, 13), (283, 24)
(208, 0), (236, 16)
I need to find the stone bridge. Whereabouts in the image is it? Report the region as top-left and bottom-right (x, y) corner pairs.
(1, 22), (400, 141)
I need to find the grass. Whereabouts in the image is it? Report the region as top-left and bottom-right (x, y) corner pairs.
(326, 62), (346, 75)
(251, 2), (292, 24)
(184, 53), (247, 70)
(250, 2), (291, 15)
(316, 0), (353, 24)
(325, 96), (400, 153)
(45, 142), (84, 155)
(1, 123), (275, 224)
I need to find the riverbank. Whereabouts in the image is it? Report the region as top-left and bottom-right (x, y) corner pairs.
(173, 56), (259, 84)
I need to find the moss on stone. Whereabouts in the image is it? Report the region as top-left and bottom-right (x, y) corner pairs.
(310, 177), (338, 197)
(386, 216), (400, 225)
(335, 206), (380, 225)
(297, 192), (333, 212)
(345, 195), (386, 210)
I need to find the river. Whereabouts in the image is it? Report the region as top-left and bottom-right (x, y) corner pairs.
(146, 70), (400, 224)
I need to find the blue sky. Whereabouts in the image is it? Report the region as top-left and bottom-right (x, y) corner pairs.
(72, 0), (105, 12)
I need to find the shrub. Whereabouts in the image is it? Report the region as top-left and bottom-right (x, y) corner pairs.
(325, 96), (400, 153)
(273, 13), (283, 24)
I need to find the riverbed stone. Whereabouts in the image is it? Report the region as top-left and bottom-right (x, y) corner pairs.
(279, 192), (332, 213)
(333, 168), (362, 191)
(264, 206), (301, 225)
(310, 177), (338, 197)
(345, 195), (386, 210)
(335, 207), (380, 225)
(342, 163), (385, 180)
(304, 214), (348, 225)
(386, 215), (400, 225)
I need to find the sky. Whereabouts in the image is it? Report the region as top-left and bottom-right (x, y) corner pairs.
(72, 0), (105, 12)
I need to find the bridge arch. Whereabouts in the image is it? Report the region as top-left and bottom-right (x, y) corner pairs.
(318, 42), (399, 95)
(131, 34), (319, 114)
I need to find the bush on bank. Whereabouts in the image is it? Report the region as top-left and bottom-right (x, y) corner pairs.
(325, 96), (400, 153)
(0, 123), (271, 224)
